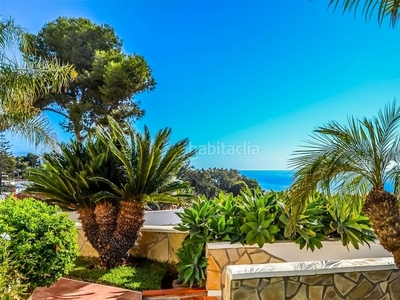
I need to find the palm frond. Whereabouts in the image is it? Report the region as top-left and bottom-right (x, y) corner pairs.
(28, 117), (196, 208)
(0, 17), (76, 147)
(329, 0), (400, 27)
(287, 100), (400, 235)
(0, 55), (77, 113)
(3, 113), (57, 147)
(26, 139), (110, 209)
(95, 117), (196, 203)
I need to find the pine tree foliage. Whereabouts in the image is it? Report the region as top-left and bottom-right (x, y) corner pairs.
(25, 17), (156, 141)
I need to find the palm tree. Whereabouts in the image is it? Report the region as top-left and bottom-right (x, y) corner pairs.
(1, 114), (57, 147)
(288, 101), (400, 267)
(0, 18), (76, 145)
(329, 0), (400, 27)
(26, 117), (196, 268)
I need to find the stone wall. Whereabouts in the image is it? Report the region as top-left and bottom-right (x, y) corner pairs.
(77, 225), (187, 263)
(77, 227), (99, 257)
(206, 244), (285, 291)
(129, 226), (187, 263)
(223, 257), (399, 300)
(206, 241), (391, 293)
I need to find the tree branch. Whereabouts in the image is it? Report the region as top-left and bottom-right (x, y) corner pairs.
(42, 107), (69, 119)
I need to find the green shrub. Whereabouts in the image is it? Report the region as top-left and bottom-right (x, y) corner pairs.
(0, 196), (78, 292)
(0, 238), (29, 300)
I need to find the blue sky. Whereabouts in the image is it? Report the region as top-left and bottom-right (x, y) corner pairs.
(2, 0), (400, 170)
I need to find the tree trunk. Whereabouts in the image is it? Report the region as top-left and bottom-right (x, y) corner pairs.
(108, 201), (145, 268)
(363, 187), (400, 268)
(79, 201), (144, 269)
(94, 201), (119, 268)
(77, 207), (100, 250)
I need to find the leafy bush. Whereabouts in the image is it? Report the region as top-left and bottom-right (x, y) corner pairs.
(0, 196), (78, 292)
(0, 238), (29, 300)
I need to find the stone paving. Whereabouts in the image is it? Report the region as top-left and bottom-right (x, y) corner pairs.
(32, 278), (217, 300)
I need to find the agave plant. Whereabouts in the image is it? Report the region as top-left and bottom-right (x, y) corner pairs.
(238, 188), (282, 247)
(280, 196), (327, 251)
(327, 196), (375, 250)
(27, 117), (195, 268)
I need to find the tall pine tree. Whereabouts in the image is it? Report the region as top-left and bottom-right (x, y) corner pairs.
(25, 17), (156, 142)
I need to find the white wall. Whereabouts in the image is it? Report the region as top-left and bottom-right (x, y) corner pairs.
(208, 240), (392, 262)
(70, 208), (183, 226)
(143, 209), (183, 226)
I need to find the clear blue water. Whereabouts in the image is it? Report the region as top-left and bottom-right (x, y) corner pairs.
(240, 170), (294, 191)
(240, 170), (395, 192)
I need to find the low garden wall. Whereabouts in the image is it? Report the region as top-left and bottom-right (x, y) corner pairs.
(75, 209), (187, 263)
(77, 225), (187, 263)
(143, 209), (183, 226)
(206, 241), (391, 294)
(222, 257), (400, 300)
(129, 226), (187, 263)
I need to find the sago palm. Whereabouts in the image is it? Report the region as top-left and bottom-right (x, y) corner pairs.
(27, 117), (195, 268)
(329, 0), (400, 27)
(288, 101), (400, 267)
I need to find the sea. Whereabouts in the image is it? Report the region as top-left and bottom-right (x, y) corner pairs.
(240, 170), (395, 193)
(239, 170), (294, 191)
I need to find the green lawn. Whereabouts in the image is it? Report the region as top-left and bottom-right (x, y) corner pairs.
(66, 256), (177, 291)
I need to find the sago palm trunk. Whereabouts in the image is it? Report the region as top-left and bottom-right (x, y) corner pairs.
(78, 207), (100, 250)
(79, 202), (144, 268)
(94, 201), (119, 268)
(363, 187), (400, 268)
(108, 201), (145, 268)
